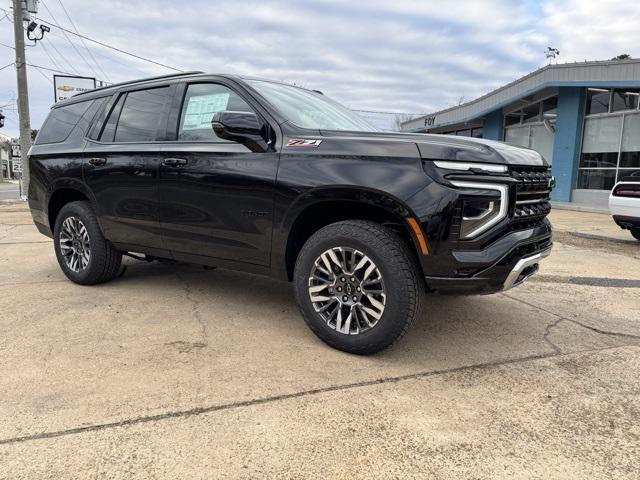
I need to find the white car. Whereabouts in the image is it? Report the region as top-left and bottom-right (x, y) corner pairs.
(609, 175), (640, 241)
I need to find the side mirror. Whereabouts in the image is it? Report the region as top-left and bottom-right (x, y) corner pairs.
(211, 111), (268, 152)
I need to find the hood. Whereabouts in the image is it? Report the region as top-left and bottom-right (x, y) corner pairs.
(320, 130), (547, 167)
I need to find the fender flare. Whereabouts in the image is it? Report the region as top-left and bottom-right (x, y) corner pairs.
(273, 186), (424, 280)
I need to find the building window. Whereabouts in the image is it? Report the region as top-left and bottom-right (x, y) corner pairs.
(612, 89), (640, 112)
(586, 88), (611, 115)
(578, 111), (640, 190)
(503, 95), (557, 164)
(586, 88), (640, 116)
(438, 127), (482, 138)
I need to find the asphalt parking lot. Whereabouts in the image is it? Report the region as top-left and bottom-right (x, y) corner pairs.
(1, 201), (639, 479)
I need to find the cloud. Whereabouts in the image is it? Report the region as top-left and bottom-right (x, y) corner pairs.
(0, 0), (637, 135)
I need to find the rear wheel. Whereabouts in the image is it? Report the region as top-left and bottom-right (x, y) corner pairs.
(53, 201), (122, 285)
(294, 220), (424, 354)
(631, 228), (640, 241)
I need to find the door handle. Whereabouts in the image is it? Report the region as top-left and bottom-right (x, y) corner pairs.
(162, 157), (188, 167)
(88, 157), (107, 166)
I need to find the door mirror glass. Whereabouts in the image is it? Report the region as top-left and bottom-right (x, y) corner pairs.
(212, 111), (267, 152)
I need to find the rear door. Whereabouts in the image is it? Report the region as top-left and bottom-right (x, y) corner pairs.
(83, 84), (175, 251)
(157, 81), (279, 266)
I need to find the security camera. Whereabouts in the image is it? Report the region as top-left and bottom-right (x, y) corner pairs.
(40, 24), (50, 33)
(27, 21), (38, 33)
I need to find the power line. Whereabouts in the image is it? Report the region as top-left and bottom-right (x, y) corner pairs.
(0, 62), (15, 72)
(38, 38), (63, 72)
(55, 0), (110, 82)
(0, 41), (15, 50)
(40, 36), (81, 75)
(31, 65), (54, 85)
(40, 0), (99, 79)
(26, 12), (184, 72)
(26, 62), (75, 76)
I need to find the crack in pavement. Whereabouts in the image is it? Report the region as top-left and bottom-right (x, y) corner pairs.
(502, 293), (640, 341)
(542, 318), (564, 354)
(0, 345), (632, 447)
(175, 272), (208, 344)
(0, 225), (17, 242)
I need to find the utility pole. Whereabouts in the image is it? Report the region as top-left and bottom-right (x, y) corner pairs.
(12, 0), (31, 200)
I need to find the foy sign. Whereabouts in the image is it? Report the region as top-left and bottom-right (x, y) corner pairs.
(53, 75), (96, 103)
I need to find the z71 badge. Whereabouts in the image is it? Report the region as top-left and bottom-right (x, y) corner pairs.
(286, 138), (323, 148)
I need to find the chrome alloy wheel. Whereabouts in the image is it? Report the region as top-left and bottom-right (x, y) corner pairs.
(308, 247), (386, 335)
(59, 216), (91, 272)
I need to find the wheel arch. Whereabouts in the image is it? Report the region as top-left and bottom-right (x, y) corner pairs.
(47, 179), (97, 232)
(279, 187), (425, 281)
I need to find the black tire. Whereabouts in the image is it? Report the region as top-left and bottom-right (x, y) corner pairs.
(293, 220), (424, 355)
(53, 200), (122, 285)
(631, 229), (640, 241)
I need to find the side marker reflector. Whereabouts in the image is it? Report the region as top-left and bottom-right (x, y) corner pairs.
(407, 218), (429, 255)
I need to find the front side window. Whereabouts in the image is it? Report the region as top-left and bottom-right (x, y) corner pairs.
(178, 84), (253, 142)
(113, 86), (172, 142)
(247, 80), (377, 132)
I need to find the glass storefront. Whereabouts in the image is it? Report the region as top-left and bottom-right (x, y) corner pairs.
(503, 96), (557, 164)
(577, 88), (640, 190)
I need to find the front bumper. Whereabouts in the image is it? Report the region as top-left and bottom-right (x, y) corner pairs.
(502, 247), (551, 290)
(424, 225), (552, 295)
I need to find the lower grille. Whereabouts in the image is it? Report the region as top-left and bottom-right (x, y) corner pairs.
(510, 166), (552, 226)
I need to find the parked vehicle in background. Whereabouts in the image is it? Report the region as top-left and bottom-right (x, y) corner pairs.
(28, 72), (553, 354)
(609, 174), (640, 241)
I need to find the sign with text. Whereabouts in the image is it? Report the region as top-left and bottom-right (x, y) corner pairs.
(53, 75), (96, 103)
(10, 140), (20, 159)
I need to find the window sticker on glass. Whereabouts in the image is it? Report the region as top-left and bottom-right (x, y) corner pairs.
(182, 93), (230, 130)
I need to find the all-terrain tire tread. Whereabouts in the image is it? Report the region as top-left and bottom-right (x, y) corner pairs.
(294, 220), (424, 354)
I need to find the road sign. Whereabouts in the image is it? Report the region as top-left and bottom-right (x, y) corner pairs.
(12, 159), (22, 173)
(53, 75), (96, 103)
(10, 140), (20, 159)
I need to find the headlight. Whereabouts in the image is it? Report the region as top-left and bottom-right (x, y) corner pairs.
(433, 161), (508, 173)
(450, 181), (509, 239)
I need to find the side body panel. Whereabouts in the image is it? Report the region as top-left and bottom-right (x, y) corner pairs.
(270, 132), (427, 279)
(82, 142), (165, 249)
(157, 79), (280, 266)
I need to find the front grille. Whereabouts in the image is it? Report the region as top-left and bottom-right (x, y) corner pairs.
(510, 166), (552, 226)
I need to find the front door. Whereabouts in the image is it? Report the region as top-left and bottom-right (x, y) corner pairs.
(158, 82), (278, 266)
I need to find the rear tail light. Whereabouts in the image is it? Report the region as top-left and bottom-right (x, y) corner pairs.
(612, 183), (640, 198)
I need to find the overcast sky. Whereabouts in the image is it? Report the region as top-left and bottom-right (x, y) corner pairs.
(1, 0), (639, 135)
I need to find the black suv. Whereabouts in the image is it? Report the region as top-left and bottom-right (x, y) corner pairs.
(28, 72), (553, 354)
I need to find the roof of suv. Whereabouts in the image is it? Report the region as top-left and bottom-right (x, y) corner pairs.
(54, 72), (319, 108)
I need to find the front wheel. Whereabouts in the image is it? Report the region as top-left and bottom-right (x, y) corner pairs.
(631, 228), (640, 241)
(293, 220), (424, 355)
(53, 200), (122, 285)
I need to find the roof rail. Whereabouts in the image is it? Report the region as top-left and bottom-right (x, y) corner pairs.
(73, 71), (204, 97)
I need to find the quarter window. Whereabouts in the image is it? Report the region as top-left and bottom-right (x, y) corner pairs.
(178, 84), (254, 142)
(36, 100), (94, 144)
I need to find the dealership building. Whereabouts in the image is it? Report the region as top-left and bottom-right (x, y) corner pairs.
(401, 59), (640, 210)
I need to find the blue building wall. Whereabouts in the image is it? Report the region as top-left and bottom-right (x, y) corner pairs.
(483, 110), (504, 140)
(550, 87), (585, 202)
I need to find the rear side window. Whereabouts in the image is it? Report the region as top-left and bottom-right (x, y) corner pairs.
(113, 87), (172, 142)
(36, 100), (93, 144)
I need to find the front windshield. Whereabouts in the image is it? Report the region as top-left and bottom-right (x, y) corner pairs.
(247, 80), (378, 132)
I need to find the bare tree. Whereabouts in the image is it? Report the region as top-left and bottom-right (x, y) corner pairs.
(393, 113), (415, 132)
